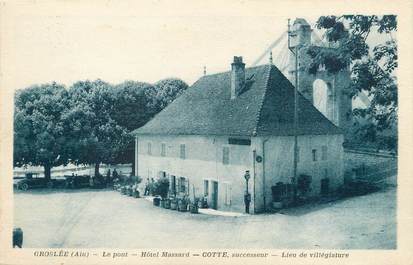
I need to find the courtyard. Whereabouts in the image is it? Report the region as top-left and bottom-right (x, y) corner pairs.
(14, 186), (396, 249)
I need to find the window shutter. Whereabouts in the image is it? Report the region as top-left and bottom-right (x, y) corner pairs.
(223, 147), (230, 165)
(322, 146), (327, 160)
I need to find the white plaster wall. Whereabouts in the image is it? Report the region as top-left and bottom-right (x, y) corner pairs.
(136, 135), (253, 213)
(259, 134), (344, 211)
(136, 133), (344, 213)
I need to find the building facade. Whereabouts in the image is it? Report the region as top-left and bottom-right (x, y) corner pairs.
(134, 57), (344, 213)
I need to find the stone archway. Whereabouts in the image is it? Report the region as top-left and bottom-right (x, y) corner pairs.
(312, 79), (329, 117)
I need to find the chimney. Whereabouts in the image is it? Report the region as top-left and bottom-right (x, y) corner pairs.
(231, 56), (245, 99)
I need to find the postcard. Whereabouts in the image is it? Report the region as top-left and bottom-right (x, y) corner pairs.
(0, 0), (412, 264)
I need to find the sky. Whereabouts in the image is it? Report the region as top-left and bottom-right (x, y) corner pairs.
(2, 1), (320, 90)
(1, 1), (394, 92)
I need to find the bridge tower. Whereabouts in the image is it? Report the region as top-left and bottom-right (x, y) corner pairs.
(288, 18), (352, 132)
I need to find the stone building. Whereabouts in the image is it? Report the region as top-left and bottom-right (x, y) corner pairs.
(133, 57), (344, 213)
(288, 18), (353, 132)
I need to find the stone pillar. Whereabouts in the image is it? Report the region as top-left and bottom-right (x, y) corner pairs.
(288, 18), (314, 103)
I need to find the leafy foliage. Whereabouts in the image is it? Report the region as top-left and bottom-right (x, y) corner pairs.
(307, 15), (397, 151)
(154, 177), (170, 199)
(14, 82), (69, 178)
(64, 79), (125, 172)
(14, 77), (189, 177)
(110, 81), (157, 164)
(147, 78), (189, 111)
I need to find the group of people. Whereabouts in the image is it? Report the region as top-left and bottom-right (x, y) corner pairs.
(88, 168), (120, 188)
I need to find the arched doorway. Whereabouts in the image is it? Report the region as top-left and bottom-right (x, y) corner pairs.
(312, 79), (329, 117)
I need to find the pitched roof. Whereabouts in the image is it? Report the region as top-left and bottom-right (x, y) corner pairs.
(133, 64), (342, 137)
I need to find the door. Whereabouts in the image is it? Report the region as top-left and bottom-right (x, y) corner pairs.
(320, 178), (329, 196)
(211, 181), (218, 210)
(170, 176), (176, 196)
(203, 180), (209, 196)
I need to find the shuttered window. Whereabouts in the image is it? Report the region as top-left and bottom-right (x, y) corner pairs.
(223, 182), (232, 205)
(147, 142), (152, 155)
(161, 143), (166, 157)
(223, 147), (230, 165)
(180, 144), (186, 159)
(179, 177), (186, 193)
(312, 149), (317, 162)
(204, 180), (209, 196)
(321, 146), (327, 161)
(297, 147), (300, 163)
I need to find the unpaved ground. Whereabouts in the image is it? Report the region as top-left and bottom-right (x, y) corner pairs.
(14, 187), (396, 249)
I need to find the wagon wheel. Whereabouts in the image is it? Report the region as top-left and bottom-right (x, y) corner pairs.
(20, 183), (29, 191)
(46, 181), (53, 189)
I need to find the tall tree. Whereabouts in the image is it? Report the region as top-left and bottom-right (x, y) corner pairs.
(147, 78), (189, 112)
(306, 15), (397, 150)
(65, 79), (127, 176)
(14, 82), (69, 179)
(110, 81), (157, 172)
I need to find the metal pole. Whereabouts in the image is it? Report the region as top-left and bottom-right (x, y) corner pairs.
(288, 18), (298, 200)
(293, 45), (298, 199)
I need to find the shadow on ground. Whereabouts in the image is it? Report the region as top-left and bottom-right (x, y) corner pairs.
(277, 184), (396, 217)
(13, 188), (112, 195)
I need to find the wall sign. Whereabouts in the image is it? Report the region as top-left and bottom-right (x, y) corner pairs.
(256, 155), (263, 163)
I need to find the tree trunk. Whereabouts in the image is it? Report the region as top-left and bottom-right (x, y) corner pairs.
(95, 163), (100, 177)
(44, 165), (51, 180)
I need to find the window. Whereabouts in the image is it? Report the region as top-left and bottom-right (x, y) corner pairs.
(223, 146), (230, 165)
(161, 143), (166, 157)
(180, 144), (186, 159)
(203, 180), (209, 196)
(297, 147), (300, 163)
(223, 182), (232, 205)
(312, 149), (317, 162)
(321, 146), (327, 161)
(147, 142), (152, 155)
(178, 177), (186, 193)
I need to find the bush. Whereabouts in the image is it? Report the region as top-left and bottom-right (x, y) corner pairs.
(130, 175), (142, 184)
(341, 180), (380, 197)
(154, 177), (169, 199)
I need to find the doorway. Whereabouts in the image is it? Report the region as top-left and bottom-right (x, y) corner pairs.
(320, 178), (329, 196)
(211, 181), (218, 210)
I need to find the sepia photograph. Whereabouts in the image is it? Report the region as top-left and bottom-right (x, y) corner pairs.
(1, 1), (411, 264)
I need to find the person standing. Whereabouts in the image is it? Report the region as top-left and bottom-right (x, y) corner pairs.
(244, 191), (251, 214)
(113, 169), (119, 181)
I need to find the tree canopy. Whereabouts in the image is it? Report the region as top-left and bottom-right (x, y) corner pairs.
(14, 77), (189, 177)
(14, 82), (69, 179)
(148, 78), (189, 112)
(307, 15), (397, 151)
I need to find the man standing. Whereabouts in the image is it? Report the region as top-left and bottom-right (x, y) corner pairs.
(244, 191), (251, 214)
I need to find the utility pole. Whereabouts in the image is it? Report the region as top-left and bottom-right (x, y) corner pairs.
(288, 18), (299, 200)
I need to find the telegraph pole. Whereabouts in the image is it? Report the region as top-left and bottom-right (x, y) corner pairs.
(288, 19), (299, 200)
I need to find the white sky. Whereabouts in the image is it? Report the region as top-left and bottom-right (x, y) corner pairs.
(2, 1), (320, 89)
(1, 1), (394, 91)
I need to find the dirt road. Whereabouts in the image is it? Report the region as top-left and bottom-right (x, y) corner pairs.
(14, 187), (396, 249)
